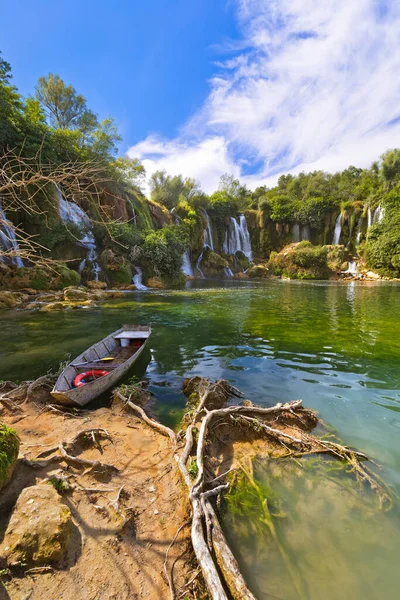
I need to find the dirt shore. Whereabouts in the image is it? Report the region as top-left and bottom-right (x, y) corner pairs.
(0, 400), (192, 600)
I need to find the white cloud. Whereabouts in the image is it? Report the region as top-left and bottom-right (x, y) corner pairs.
(128, 0), (400, 193)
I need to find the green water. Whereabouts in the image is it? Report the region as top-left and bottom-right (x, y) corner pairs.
(1, 279), (400, 598)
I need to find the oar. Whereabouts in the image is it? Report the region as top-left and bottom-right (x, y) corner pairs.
(73, 357), (115, 367)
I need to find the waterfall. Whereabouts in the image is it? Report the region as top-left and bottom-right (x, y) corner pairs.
(292, 223), (300, 242)
(57, 188), (102, 280)
(224, 267), (234, 277)
(239, 214), (252, 260)
(223, 214), (253, 260)
(367, 207), (372, 229)
(203, 211), (214, 250)
(301, 224), (310, 241)
(133, 266), (147, 290)
(332, 214), (342, 245)
(0, 204), (23, 267)
(182, 249), (193, 277)
(196, 250), (205, 278)
(356, 216), (362, 244)
(346, 260), (358, 274)
(170, 207), (182, 225)
(373, 205), (384, 224)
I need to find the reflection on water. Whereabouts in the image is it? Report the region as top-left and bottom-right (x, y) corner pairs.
(0, 279), (399, 597)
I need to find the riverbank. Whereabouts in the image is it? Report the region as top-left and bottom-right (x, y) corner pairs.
(0, 392), (192, 600)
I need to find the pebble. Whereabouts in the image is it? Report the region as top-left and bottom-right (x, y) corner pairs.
(154, 509), (159, 515)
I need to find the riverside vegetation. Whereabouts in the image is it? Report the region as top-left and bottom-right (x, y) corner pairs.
(1, 50), (400, 290)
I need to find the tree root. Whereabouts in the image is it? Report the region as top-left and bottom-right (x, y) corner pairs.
(23, 428), (117, 473)
(116, 377), (394, 600)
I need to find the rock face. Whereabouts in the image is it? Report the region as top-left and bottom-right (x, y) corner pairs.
(0, 425), (20, 491)
(2, 484), (72, 566)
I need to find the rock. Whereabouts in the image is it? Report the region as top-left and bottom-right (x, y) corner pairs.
(88, 290), (109, 300)
(0, 425), (20, 491)
(146, 277), (165, 289)
(247, 264), (268, 278)
(0, 291), (28, 310)
(366, 271), (381, 280)
(24, 302), (40, 311)
(63, 287), (89, 302)
(106, 291), (126, 298)
(1, 484), (72, 566)
(37, 292), (63, 303)
(87, 280), (107, 290)
(39, 302), (68, 312)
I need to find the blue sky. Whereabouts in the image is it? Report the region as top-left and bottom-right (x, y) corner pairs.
(2, 0), (239, 149)
(3, 1), (400, 192)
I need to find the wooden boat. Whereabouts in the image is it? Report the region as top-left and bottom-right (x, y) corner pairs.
(51, 325), (151, 407)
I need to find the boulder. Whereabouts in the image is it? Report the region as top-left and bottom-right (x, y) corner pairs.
(63, 287), (89, 302)
(1, 484), (72, 566)
(87, 280), (107, 290)
(366, 271), (381, 280)
(39, 302), (67, 312)
(37, 292), (63, 303)
(0, 425), (20, 491)
(146, 277), (165, 289)
(247, 264), (269, 278)
(0, 291), (28, 310)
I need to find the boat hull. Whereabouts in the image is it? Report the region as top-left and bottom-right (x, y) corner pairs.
(51, 326), (150, 407)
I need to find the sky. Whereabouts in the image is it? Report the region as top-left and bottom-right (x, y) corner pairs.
(2, 0), (400, 193)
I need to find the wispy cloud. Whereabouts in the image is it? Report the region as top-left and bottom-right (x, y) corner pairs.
(128, 0), (400, 193)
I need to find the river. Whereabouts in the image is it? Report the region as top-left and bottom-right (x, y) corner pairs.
(1, 279), (399, 599)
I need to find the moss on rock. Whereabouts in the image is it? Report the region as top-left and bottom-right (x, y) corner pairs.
(0, 425), (20, 491)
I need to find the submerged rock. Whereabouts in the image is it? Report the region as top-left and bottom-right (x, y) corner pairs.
(0, 425), (19, 491)
(1, 484), (72, 566)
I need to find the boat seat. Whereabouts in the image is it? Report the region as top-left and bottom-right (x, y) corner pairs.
(71, 362), (121, 370)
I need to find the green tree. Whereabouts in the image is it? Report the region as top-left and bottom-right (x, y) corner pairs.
(150, 170), (200, 209)
(380, 149), (400, 190)
(36, 73), (97, 131)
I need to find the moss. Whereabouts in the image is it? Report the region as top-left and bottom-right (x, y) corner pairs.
(0, 424), (20, 490)
(268, 242), (334, 279)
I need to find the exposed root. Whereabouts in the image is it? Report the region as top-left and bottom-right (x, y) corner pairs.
(117, 376), (395, 600)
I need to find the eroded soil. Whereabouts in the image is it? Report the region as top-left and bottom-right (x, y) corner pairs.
(0, 400), (192, 600)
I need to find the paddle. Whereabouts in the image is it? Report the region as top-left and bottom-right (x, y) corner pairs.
(73, 357), (115, 367)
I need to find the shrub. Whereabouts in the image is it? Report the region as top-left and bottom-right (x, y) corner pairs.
(141, 225), (187, 281)
(268, 243), (332, 279)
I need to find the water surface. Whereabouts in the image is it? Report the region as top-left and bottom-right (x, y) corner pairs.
(1, 279), (399, 598)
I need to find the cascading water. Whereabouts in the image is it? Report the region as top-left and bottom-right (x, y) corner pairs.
(182, 249), (193, 277)
(196, 211), (214, 277)
(346, 260), (358, 274)
(224, 267), (234, 277)
(356, 216), (363, 245)
(203, 211), (214, 250)
(57, 188), (102, 280)
(373, 205), (384, 223)
(223, 214), (253, 261)
(132, 266), (147, 290)
(367, 207), (372, 229)
(0, 203), (23, 267)
(292, 223), (300, 242)
(332, 214), (342, 245)
(239, 214), (252, 260)
(301, 224), (310, 241)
